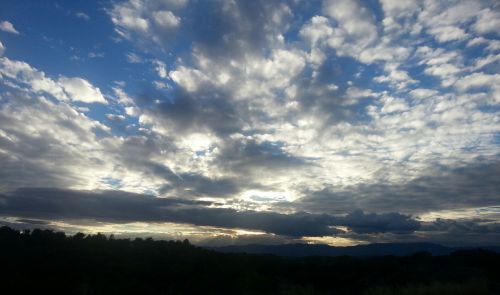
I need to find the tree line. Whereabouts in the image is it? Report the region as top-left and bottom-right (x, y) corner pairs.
(0, 226), (498, 294)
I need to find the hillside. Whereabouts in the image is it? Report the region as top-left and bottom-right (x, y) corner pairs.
(211, 242), (456, 257)
(1, 226), (499, 294)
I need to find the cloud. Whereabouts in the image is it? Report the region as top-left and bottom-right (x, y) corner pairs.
(0, 91), (114, 192)
(379, 95), (409, 114)
(0, 41), (4, 56)
(0, 187), (422, 237)
(466, 37), (500, 52)
(126, 52), (142, 63)
(139, 90), (241, 138)
(111, 2), (150, 34)
(374, 63), (417, 90)
(379, 0), (420, 19)
(76, 12), (90, 21)
(417, 1), (483, 42)
(472, 53), (500, 70)
(105, 113), (126, 122)
(153, 10), (180, 28)
(323, 0), (377, 46)
(58, 77), (107, 104)
(0, 57), (107, 104)
(427, 26), (468, 43)
(168, 66), (207, 92)
(190, 1), (292, 60)
(214, 138), (307, 175)
(0, 21), (19, 34)
(152, 59), (168, 78)
(139, 161), (241, 198)
(454, 73), (500, 92)
(109, 0), (185, 47)
(409, 88), (438, 99)
(112, 86), (135, 106)
(473, 8), (500, 35)
(0, 57), (66, 100)
(415, 45), (463, 87)
(299, 16), (333, 46)
(88, 52), (104, 59)
(337, 210), (420, 234)
(299, 161), (500, 215)
(300, 0), (381, 64)
(423, 218), (500, 235)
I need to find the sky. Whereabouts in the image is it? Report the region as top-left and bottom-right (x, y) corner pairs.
(0, 0), (499, 247)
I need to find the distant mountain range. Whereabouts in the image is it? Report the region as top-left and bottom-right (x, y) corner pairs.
(209, 242), (500, 257)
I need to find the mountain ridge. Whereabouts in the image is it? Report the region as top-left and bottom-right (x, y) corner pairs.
(209, 242), (500, 257)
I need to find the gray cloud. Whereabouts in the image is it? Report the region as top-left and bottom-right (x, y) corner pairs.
(109, 0), (295, 60)
(299, 160), (500, 215)
(0, 187), (421, 237)
(0, 92), (109, 191)
(214, 138), (308, 174)
(186, 0), (293, 60)
(422, 218), (500, 235)
(148, 162), (241, 198)
(336, 210), (420, 234)
(141, 89), (243, 136)
(346, 216), (500, 247)
(292, 61), (372, 125)
(109, 0), (185, 51)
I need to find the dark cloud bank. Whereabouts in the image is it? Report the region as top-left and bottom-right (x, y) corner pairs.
(0, 187), (420, 237)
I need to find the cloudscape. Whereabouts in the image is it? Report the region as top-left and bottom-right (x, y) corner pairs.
(0, 0), (499, 247)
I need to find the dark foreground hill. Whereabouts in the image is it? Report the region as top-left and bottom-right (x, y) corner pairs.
(1, 226), (499, 295)
(211, 242), (454, 257)
(211, 243), (500, 257)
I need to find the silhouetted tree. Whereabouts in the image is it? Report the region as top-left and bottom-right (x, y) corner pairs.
(0, 226), (498, 295)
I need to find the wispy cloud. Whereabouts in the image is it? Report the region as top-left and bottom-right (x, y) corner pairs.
(0, 20), (19, 34)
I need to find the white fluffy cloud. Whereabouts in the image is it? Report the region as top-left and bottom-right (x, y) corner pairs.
(0, 93), (112, 191)
(472, 53), (500, 70)
(323, 0), (377, 46)
(415, 46), (463, 87)
(109, 0), (183, 45)
(454, 73), (500, 92)
(58, 77), (107, 104)
(153, 10), (180, 28)
(303, 0), (386, 64)
(0, 21), (19, 34)
(410, 88), (438, 99)
(473, 8), (500, 35)
(379, 0), (419, 18)
(0, 57), (67, 100)
(0, 57), (106, 104)
(111, 3), (150, 34)
(428, 26), (468, 43)
(169, 66), (208, 92)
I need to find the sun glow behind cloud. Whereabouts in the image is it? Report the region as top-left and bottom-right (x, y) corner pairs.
(303, 236), (366, 247)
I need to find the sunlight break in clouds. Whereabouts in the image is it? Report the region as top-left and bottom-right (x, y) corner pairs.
(0, 0), (499, 247)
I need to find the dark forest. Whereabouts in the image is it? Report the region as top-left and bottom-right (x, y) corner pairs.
(1, 226), (499, 294)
